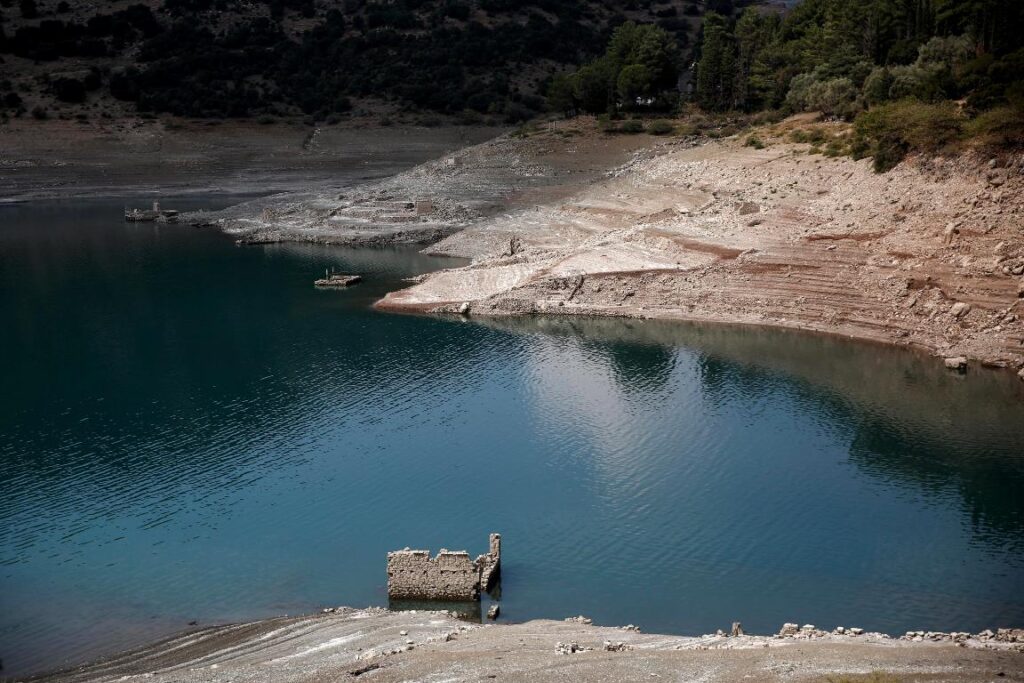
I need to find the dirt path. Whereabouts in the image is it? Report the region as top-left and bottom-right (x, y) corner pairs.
(33, 608), (1024, 683)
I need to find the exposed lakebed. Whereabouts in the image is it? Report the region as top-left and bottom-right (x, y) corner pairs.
(2, 198), (1023, 676)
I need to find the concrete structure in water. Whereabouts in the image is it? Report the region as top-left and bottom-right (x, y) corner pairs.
(387, 533), (501, 601)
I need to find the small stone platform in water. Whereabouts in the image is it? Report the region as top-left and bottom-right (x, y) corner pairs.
(125, 201), (179, 223)
(314, 273), (362, 288)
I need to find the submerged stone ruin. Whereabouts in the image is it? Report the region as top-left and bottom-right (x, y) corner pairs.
(387, 533), (501, 601)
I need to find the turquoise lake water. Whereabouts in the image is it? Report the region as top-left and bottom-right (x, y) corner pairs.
(2, 198), (1023, 676)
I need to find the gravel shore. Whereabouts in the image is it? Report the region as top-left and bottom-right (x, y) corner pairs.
(32, 608), (1024, 683)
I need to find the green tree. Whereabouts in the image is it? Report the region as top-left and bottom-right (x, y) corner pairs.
(617, 64), (654, 105)
(573, 59), (615, 114)
(696, 12), (737, 111)
(546, 73), (577, 117)
(734, 8), (779, 110)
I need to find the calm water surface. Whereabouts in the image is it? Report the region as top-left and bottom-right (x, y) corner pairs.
(2, 198), (1024, 676)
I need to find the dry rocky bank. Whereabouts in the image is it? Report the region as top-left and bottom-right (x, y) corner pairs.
(34, 608), (1024, 683)
(379, 121), (1024, 375)
(191, 116), (1024, 374)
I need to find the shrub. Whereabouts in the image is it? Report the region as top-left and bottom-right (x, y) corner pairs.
(965, 106), (1024, 148)
(31, 106), (48, 120)
(620, 119), (644, 134)
(853, 100), (962, 172)
(862, 67), (893, 105)
(787, 74), (862, 119)
(647, 119), (674, 135)
(597, 114), (618, 133)
(789, 126), (828, 145)
(744, 135), (765, 148)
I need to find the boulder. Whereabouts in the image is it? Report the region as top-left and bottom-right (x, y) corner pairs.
(731, 622), (744, 637)
(779, 623), (799, 637)
(950, 302), (971, 319)
(487, 604), (500, 620)
(944, 356), (968, 372)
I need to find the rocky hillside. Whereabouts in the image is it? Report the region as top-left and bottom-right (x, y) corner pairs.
(0, 0), (717, 123)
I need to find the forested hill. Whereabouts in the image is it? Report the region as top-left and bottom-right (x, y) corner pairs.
(0, 0), (718, 122)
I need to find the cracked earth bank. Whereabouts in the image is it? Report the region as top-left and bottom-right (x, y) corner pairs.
(34, 608), (1024, 683)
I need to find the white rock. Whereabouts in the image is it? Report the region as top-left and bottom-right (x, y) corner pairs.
(944, 356), (968, 371)
(950, 302), (971, 318)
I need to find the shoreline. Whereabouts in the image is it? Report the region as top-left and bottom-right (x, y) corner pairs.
(29, 607), (1024, 683)
(9, 116), (1019, 374)
(0, 119), (503, 204)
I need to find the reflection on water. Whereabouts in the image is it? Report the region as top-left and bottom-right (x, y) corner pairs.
(2, 200), (1023, 677)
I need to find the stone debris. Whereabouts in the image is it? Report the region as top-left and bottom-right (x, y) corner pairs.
(487, 604), (500, 620)
(604, 640), (632, 652)
(386, 533), (501, 601)
(565, 616), (593, 625)
(778, 623), (800, 637)
(621, 624), (641, 632)
(944, 356), (968, 372)
(556, 641), (591, 655)
(758, 623), (1024, 651)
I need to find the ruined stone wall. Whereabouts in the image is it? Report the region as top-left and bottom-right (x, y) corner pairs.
(477, 533), (501, 592)
(387, 549), (481, 601)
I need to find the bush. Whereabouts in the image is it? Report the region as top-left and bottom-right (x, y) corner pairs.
(965, 106), (1024, 148)
(853, 100), (962, 172)
(789, 126), (828, 145)
(620, 119), (644, 134)
(647, 119), (674, 135)
(31, 106), (48, 120)
(597, 113), (618, 133)
(862, 67), (893, 105)
(787, 74), (862, 119)
(744, 134), (764, 148)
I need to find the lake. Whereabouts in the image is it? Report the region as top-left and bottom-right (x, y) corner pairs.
(2, 198), (1023, 677)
